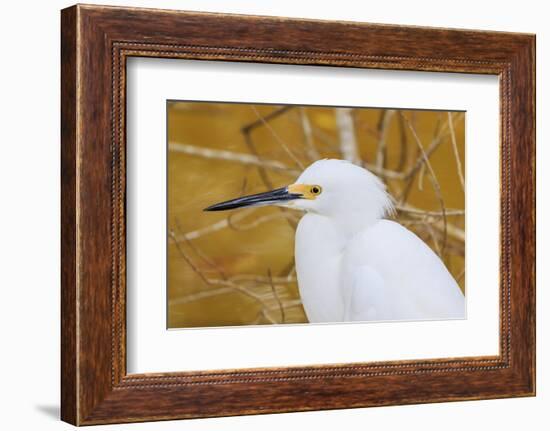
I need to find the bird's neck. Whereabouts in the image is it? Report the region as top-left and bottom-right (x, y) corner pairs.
(329, 210), (383, 240)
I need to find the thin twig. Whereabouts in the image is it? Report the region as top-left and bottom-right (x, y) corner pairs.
(250, 106), (305, 170)
(168, 105), (465, 327)
(448, 111), (465, 190)
(170, 286), (235, 305)
(396, 205), (465, 217)
(174, 218), (227, 281)
(456, 267), (466, 284)
(403, 116), (448, 256)
(228, 211), (301, 231)
(241, 113), (299, 231)
(395, 112), (409, 172)
(177, 208), (256, 240)
(168, 230), (271, 306)
(423, 222), (442, 257)
(398, 112), (464, 204)
(259, 308), (278, 324)
(241, 106), (293, 133)
(375, 109), (395, 171)
(268, 269), (286, 323)
(168, 230), (212, 287)
(289, 114), (341, 152)
(230, 274), (297, 285)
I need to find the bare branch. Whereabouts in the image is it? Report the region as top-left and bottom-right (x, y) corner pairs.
(375, 109), (395, 170)
(241, 114), (299, 231)
(168, 230), (213, 287)
(230, 274), (297, 285)
(228, 211), (301, 231)
(395, 112), (409, 172)
(448, 111), (465, 190)
(403, 116), (448, 256)
(456, 267), (466, 284)
(268, 269), (286, 323)
(250, 106), (305, 170)
(174, 218), (227, 281)
(423, 222), (442, 257)
(335, 108), (361, 164)
(259, 308), (278, 324)
(176, 208), (255, 241)
(168, 230), (272, 307)
(396, 204), (465, 217)
(363, 113), (464, 184)
(169, 142), (299, 174)
(299, 107), (320, 161)
(400, 219), (465, 245)
(290, 114), (340, 152)
(170, 286), (235, 305)
(241, 106), (293, 133)
(168, 105), (465, 327)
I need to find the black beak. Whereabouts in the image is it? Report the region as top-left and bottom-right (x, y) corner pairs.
(204, 187), (302, 211)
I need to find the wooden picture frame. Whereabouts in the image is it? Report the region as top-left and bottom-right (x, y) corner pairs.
(61, 4), (535, 425)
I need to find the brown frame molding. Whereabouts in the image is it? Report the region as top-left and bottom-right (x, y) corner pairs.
(61, 4), (535, 425)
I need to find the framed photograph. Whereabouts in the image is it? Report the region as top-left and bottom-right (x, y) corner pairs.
(61, 4), (535, 425)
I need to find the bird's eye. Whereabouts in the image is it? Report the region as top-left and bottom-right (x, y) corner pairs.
(310, 185), (322, 195)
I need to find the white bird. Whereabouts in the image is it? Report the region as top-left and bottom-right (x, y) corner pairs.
(205, 159), (465, 323)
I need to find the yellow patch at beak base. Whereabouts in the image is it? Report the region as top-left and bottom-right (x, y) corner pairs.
(288, 183), (323, 200)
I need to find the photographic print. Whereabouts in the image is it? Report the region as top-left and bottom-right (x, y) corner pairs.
(60, 7), (536, 423)
(168, 102), (466, 329)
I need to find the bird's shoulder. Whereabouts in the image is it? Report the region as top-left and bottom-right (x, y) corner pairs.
(363, 218), (419, 239)
(347, 218), (426, 248)
(343, 219), (465, 320)
(343, 219), (439, 267)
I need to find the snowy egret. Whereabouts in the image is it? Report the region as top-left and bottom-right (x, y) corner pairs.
(205, 159), (465, 323)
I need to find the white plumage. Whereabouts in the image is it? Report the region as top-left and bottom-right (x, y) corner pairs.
(291, 159), (464, 323)
(205, 159), (465, 323)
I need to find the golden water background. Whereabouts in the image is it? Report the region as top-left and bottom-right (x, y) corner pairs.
(167, 102), (465, 328)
